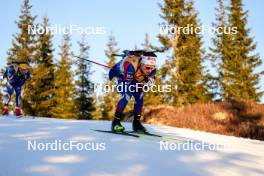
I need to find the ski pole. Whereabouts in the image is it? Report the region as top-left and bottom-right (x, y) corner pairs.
(72, 55), (111, 69)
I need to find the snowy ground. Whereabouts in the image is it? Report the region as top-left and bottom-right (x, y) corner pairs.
(0, 116), (263, 176)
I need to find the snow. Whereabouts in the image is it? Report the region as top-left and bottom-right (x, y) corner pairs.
(0, 116), (263, 176)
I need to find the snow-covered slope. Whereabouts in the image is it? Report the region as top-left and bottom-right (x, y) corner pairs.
(0, 116), (263, 176)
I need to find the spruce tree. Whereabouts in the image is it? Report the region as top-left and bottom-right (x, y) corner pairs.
(211, 0), (263, 101)
(159, 0), (210, 106)
(209, 0), (227, 100)
(75, 35), (95, 119)
(51, 33), (77, 119)
(222, 0), (263, 101)
(24, 16), (55, 117)
(7, 0), (36, 63)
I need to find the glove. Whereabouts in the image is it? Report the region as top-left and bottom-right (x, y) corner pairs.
(1, 78), (8, 85)
(145, 77), (155, 87)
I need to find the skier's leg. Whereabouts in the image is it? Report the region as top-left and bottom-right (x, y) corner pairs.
(112, 92), (132, 132)
(132, 91), (147, 132)
(14, 86), (23, 116)
(14, 86), (22, 107)
(3, 83), (14, 105)
(116, 92), (132, 113)
(133, 91), (143, 115)
(2, 83), (14, 115)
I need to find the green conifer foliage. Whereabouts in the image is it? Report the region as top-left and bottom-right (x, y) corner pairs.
(25, 16), (56, 117)
(51, 34), (77, 119)
(75, 35), (95, 119)
(159, 0), (211, 106)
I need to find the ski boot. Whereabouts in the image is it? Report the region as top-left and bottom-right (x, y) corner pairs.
(132, 114), (147, 133)
(15, 107), (23, 116)
(111, 112), (125, 132)
(2, 105), (9, 115)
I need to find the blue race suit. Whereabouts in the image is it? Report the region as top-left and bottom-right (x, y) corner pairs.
(2, 65), (30, 107)
(109, 56), (156, 116)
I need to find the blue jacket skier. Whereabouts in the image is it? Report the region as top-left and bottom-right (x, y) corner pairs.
(2, 62), (31, 116)
(109, 51), (157, 133)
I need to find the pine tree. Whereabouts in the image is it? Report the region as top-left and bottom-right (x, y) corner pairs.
(177, 0), (211, 105)
(75, 35), (95, 119)
(7, 0), (36, 63)
(224, 0), (263, 101)
(51, 33), (77, 119)
(158, 0), (184, 105)
(24, 16), (56, 117)
(209, 0), (226, 100)
(159, 0), (210, 106)
(211, 0), (263, 101)
(100, 33), (120, 120)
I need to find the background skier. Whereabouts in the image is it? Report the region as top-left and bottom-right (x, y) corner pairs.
(2, 62), (31, 116)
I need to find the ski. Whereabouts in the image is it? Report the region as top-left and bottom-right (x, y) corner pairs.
(17, 115), (35, 119)
(128, 131), (162, 137)
(129, 131), (191, 143)
(0, 115), (35, 119)
(91, 129), (140, 138)
(92, 129), (191, 142)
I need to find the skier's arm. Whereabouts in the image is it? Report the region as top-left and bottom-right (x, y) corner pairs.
(123, 61), (135, 82)
(3, 66), (9, 79)
(109, 62), (123, 81)
(2, 70), (8, 85)
(2, 66), (13, 85)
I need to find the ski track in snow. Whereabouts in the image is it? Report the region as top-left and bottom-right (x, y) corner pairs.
(0, 116), (263, 176)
